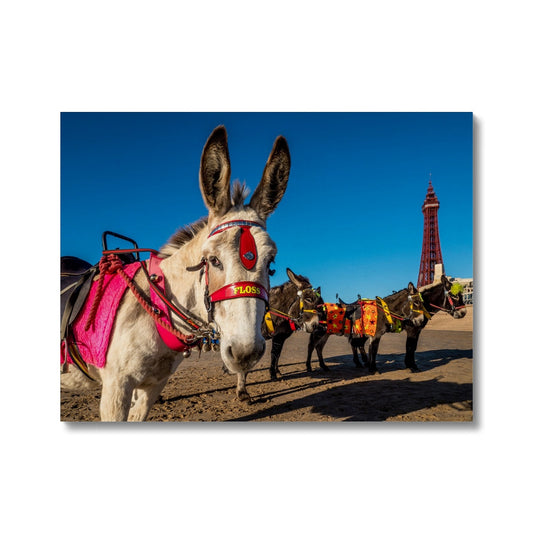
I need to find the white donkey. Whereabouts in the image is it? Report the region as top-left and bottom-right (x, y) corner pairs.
(61, 126), (290, 421)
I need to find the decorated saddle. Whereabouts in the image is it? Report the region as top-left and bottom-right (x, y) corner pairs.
(322, 300), (378, 337)
(60, 250), (195, 379)
(61, 261), (142, 373)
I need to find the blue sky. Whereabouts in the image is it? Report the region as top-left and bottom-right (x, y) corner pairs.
(61, 112), (472, 301)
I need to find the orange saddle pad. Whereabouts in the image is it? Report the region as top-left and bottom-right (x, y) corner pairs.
(323, 300), (378, 337)
(323, 303), (349, 335)
(353, 300), (378, 337)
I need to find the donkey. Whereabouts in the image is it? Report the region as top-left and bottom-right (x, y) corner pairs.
(60, 125), (290, 421)
(400, 275), (467, 371)
(307, 282), (427, 374)
(262, 268), (322, 380)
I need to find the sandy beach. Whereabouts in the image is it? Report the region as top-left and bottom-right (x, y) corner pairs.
(60, 307), (473, 422)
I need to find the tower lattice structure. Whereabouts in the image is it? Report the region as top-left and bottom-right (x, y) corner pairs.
(417, 181), (444, 287)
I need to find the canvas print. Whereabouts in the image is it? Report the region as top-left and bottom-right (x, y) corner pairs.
(60, 112), (473, 422)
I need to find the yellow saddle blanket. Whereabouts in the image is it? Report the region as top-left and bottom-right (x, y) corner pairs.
(323, 300), (378, 337)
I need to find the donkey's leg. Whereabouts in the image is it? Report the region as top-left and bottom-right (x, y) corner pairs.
(350, 338), (363, 368)
(270, 334), (288, 380)
(359, 338), (368, 365)
(308, 331), (329, 372)
(236, 371), (252, 403)
(128, 379), (169, 421)
(100, 376), (135, 422)
(405, 329), (422, 371)
(306, 333), (316, 372)
(367, 335), (382, 374)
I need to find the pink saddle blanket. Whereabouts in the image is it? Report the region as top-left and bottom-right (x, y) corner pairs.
(61, 262), (142, 368)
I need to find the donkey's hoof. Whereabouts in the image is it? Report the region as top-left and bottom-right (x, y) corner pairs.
(320, 365), (330, 372)
(237, 390), (252, 403)
(408, 366), (420, 373)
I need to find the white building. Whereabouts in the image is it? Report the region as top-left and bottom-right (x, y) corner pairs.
(434, 264), (473, 305)
(449, 276), (473, 305)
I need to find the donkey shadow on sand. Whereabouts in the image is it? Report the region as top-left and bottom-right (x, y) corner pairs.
(318, 347), (472, 376)
(230, 366), (473, 422)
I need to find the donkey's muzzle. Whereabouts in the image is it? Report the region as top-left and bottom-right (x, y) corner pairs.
(223, 339), (266, 373)
(453, 308), (467, 319)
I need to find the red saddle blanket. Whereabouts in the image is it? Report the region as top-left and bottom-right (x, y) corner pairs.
(323, 300), (378, 337)
(61, 262), (142, 368)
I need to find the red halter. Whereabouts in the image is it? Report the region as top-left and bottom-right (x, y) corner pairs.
(203, 220), (269, 320)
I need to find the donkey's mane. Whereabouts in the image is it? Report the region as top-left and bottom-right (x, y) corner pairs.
(231, 181), (249, 207)
(383, 287), (409, 306)
(419, 281), (446, 301)
(159, 182), (250, 257)
(159, 217), (209, 257)
(419, 280), (443, 292)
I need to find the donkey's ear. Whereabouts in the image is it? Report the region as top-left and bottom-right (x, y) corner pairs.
(199, 126), (232, 217)
(441, 275), (452, 290)
(249, 136), (290, 220)
(286, 267), (305, 289)
(408, 282), (417, 294)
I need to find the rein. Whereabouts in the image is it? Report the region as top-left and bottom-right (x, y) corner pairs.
(86, 251), (198, 346)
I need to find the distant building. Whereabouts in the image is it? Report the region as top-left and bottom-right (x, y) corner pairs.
(449, 276), (474, 305)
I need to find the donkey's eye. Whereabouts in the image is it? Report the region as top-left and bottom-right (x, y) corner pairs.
(268, 259), (276, 276)
(209, 256), (222, 268)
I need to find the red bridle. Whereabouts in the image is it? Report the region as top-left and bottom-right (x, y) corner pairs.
(429, 291), (466, 314)
(201, 220), (270, 321)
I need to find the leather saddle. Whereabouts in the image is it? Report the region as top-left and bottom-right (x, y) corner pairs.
(60, 256), (98, 340)
(337, 297), (361, 320)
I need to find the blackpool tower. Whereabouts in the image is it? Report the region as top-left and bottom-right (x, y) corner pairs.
(417, 181), (444, 287)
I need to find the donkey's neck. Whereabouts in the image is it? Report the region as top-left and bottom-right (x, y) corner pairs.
(420, 282), (444, 315)
(270, 281), (299, 314)
(383, 288), (409, 313)
(160, 226), (210, 326)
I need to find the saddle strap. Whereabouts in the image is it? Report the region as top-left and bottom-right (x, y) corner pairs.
(376, 296), (402, 333)
(376, 296), (393, 325)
